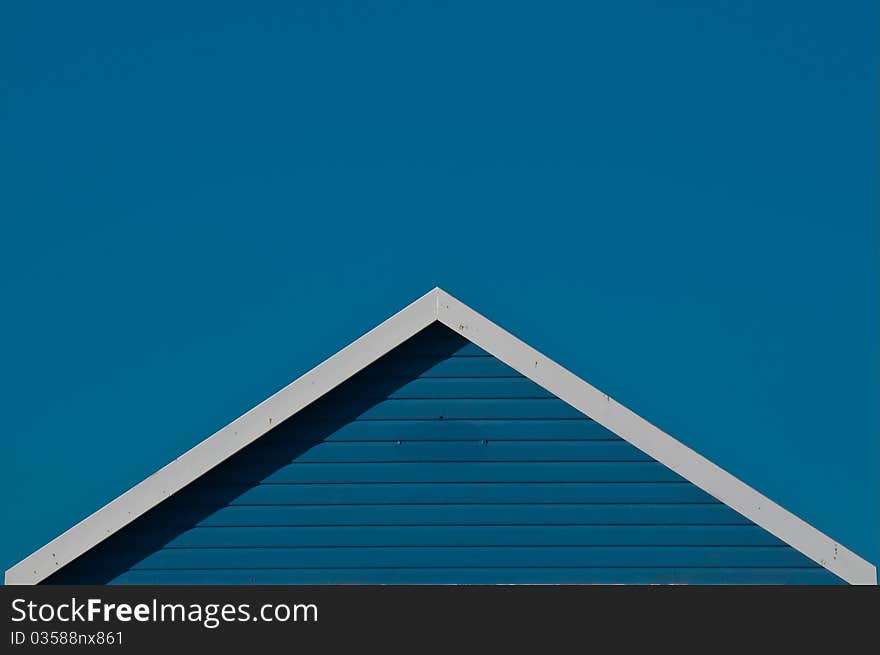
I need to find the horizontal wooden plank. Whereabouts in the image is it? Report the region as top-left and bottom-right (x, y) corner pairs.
(358, 356), (518, 379)
(333, 399), (587, 421)
(161, 503), (749, 527)
(436, 343), (487, 357)
(163, 525), (784, 548)
(208, 462), (685, 484)
(133, 546), (816, 570)
(110, 567), (841, 585)
(377, 336), (486, 359)
(332, 377), (555, 400)
(178, 482), (719, 506)
(229, 440), (652, 465)
(272, 419), (617, 442)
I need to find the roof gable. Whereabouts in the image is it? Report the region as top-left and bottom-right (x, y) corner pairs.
(43, 324), (838, 584)
(5, 288), (876, 584)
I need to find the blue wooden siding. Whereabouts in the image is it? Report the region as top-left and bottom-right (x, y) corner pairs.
(46, 324), (842, 584)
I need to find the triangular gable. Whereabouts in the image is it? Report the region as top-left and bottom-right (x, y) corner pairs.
(5, 288), (875, 585)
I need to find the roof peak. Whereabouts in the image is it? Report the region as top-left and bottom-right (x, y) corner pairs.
(6, 290), (876, 585)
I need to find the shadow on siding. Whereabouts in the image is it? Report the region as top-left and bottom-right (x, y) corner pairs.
(45, 324), (464, 584)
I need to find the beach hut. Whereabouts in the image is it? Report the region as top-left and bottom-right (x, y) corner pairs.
(6, 289), (874, 585)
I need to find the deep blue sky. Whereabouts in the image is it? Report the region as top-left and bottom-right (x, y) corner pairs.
(2, 1), (877, 577)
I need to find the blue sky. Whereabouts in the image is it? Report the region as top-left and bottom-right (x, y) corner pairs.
(2, 1), (877, 576)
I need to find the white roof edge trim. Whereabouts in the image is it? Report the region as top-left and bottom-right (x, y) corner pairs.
(5, 288), (439, 585)
(434, 289), (876, 586)
(6, 287), (876, 585)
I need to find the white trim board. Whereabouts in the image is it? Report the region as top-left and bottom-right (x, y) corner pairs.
(5, 288), (876, 585)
